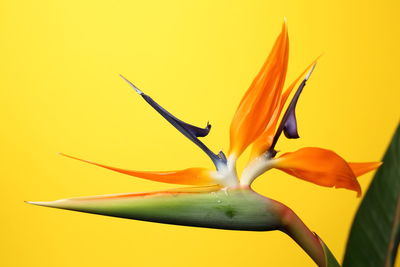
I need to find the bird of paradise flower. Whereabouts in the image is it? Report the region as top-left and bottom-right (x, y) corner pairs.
(28, 21), (381, 266)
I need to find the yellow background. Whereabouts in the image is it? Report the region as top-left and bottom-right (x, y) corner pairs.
(1, 0), (399, 266)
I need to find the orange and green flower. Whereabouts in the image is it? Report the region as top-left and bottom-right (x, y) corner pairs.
(55, 21), (379, 196)
(28, 20), (381, 267)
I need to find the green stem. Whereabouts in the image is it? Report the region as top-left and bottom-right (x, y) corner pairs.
(278, 205), (326, 266)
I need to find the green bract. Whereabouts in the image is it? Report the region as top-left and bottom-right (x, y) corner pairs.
(29, 187), (284, 231)
(29, 187), (329, 266)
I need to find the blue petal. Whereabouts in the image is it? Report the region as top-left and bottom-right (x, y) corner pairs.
(268, 64), (316, 154)
(120, 75), (223, 169)
(283, 111), (299, 139)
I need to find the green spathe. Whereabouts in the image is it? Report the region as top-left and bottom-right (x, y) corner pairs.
(29, 187), (284, 231)
(29, 187), (337, 266)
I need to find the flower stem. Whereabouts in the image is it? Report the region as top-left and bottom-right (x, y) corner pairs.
(279, 205), (326, 266)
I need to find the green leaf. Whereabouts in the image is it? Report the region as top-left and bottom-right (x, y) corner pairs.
(343, 125), (400, 267)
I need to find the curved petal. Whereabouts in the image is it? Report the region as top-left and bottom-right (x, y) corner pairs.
(120, 75), (211, 138)
(229, 20), (289, 157)
(120, 75), (222, 168)
(250, 60), (317, 159)
(348, 162), (382, 177)
(274, 147), (362, 197)
(60, 153), (214, 186)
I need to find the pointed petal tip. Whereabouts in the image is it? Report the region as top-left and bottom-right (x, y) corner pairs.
(305, 63), (316, 81)
(59, 153), (94, 164)
(305, 55), (323, 80)
(282, 17), (288, 34)
(58, 152), (69, 158)
(352, 183), (362, 198)
(349, 161), (383, 177)
(119, 74), (143, 95)
(25, 201), (52, 207)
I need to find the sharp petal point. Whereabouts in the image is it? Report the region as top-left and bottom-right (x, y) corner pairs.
(119, 74), (143, 95)
(305, 63), (316, 81)
(25, 201), (49, 206)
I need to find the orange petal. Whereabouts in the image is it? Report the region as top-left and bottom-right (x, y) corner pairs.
(250, 60), (318, 159)
(60, 153), (213, 186)
(229, 20), (289, 157)
(348, 162), (382, 177)
(274, 147), (362, 196)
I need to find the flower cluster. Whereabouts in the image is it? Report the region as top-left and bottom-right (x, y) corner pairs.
(61, 21), (380, 197)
